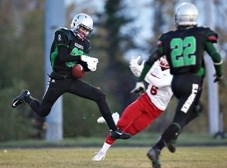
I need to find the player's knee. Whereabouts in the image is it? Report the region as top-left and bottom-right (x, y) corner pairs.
(117, 119), (127, 130)
(37, 105), (51, 118)
(117, 117), (134, 131)
(96, 92), (106, 102)
(127, 125), (141, 136)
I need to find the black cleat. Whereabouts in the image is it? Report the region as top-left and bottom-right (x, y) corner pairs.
(110, 129), (131, 140)
(12, 90), (30, 108)
(164, 140), (176, 153)
(147, 147), (161, 168)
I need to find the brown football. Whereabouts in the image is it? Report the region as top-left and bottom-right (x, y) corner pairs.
(72, 64), (85, 79)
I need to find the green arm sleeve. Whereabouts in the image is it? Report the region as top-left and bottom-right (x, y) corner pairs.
(139, 49), (163, 81)
(139, 63), (151, 81)
(205, 42), (223, 76)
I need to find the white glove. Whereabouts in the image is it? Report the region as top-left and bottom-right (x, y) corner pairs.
(81, 55), (95, 62)
(129, 56), (145, 77)
(87, 60), (98, 71)
(97, 112), (119, 125)
(81, 55), (99, 71)
(130, 81), (145, 94)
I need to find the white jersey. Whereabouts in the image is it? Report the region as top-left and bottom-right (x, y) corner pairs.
(144, 62), (173, 111)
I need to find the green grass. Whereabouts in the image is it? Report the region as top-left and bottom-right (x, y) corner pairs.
(0, 147), (227, 168)
(0, 133), (226, 167)
(1, 133), (227, 148)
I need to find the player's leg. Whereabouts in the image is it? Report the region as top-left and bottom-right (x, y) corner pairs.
(164, 75), (203, 151)
(185, 87), (203, 125)
(93, 93), (161, 161)
(166, 75), (202, 150)
(92, 133), (116, 161)
(69, 79), (131, 139)
(147, 75), (202, 168)
(32, 79), (66, 117)
(12, 90), (31, 108)
(117, 98), (145, 133)
(93, 102), (145, 161)
(12, 78), (65, 117)
(147, 96), (187, 168)
(119, 103), (162, 135)
(92, 96), (143, 161)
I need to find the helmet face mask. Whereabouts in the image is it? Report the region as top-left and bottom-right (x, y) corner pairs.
(175, 2), (198, 27)
(70, 13), (93, 38)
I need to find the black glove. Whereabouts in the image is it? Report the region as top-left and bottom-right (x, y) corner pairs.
(214, 75), (223, 83)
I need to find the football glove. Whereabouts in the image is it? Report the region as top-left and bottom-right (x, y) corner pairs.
(130, 81), (145, 94)
(214, 74), (223, 83)
(129, 56), (145, 77)
(81, 55), (99, 71)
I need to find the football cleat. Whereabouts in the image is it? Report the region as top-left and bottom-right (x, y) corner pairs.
(147, 147), (161, 168)
(110, 129), (131, 140)
(92, 150), (106, 161)
(97, 112), (120, 124)
(12, 90), (30, 108)
(164, 140), (176, 153)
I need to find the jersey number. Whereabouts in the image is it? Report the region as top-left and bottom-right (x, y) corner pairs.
(170, 36), (196, 67)
(66, 48), (84, 67)
(150, 85), (158, 95)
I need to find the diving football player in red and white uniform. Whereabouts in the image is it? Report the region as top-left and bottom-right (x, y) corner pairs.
(92, 56), (173, 161)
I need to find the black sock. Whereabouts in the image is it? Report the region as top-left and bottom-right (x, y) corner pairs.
(162, 122), (181, 144)
(153, 138), (165, 150)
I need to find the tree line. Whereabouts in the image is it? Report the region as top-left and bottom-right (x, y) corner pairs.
(0, 0), (226, 141)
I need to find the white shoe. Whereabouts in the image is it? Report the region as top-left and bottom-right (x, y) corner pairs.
(97, 112), (119, 124)
(92, 151), (106, 161)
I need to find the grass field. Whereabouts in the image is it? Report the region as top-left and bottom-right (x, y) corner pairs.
(0, 146), (227, 168)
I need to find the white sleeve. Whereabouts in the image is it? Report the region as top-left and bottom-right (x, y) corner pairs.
(145, 64), (172, 88)
(146, 74), (172, 88)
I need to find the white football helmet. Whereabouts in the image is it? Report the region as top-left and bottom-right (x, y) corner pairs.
(159, 56), (169, 69)
(175, 2), (198, 27)
(70, 13), (93, 37)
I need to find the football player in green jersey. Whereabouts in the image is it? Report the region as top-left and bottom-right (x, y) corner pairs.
(12, 13), (131, 140)
(131, 3), (223, 168)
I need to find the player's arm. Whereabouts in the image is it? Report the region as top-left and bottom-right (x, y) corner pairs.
(138, 48), (163, 82)
(58, 46), (82, 62)
(58, 46), (98, 72)
(205, 42), (222, 74)
(131, 41), (164, 93)
(54, 30), (92, 62)
(130, 51), (163, 93)
(204, 31), (223, 82)
(146, 73), (173, 88)
(53, 30), (81, 62)
(55, 30), (98, 71)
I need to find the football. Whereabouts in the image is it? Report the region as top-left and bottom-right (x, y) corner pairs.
(72, 64), (85, 79)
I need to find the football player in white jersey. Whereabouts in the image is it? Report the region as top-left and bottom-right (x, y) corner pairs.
(92, 56), (173, 161)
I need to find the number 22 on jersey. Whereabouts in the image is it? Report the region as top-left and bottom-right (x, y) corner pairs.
(170, 36), (196, 67)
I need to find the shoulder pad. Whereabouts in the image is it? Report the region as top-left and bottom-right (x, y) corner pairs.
(200, 27), (218, 43)
(207, 29), (218, 43)
(158, 29), (175, 44)
(56, 27), (76, 41)
(56, 27), (70, 35)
